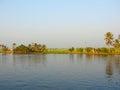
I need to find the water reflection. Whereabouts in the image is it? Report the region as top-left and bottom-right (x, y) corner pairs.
(0, 54), (120, 78)
(105, 55), (120, 78)
(0, 54), (12, 64)
(12, 54), (47, 68)
(76, 54), (84, 59)
(85, 54), (95, 62)
(76, 54), (120, 78)
(106, 59), (113, 78)
(76, 54), (84, 63)
(114, 55), (120, 74)
(0, 54), (120, 90)
(69, 54), (74, 63)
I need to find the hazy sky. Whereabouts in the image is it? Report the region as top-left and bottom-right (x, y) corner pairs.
(0, 0), (120, 48)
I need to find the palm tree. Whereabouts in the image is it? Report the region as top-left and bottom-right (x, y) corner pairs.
(105, 32), (114, 49)
(113, 39), (120, 48)
(42, 44), (47, 53)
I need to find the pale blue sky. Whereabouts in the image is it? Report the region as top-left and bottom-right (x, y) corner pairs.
(0, 0), (120, 48)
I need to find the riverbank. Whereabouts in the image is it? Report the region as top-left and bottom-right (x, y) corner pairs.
(1, 47), (120, 55)
(1, 50), (120, 55)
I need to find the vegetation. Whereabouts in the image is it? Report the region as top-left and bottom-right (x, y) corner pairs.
(69, 47), (75, 52)
(105, 32), (114, 48)
(0, 43), (47, 54)
(85, 47), (94, 53)
(0, 32), (120, 54)
(0, 45), (9, 53)
(113, 39), (120, 49)
(13, 43), (47, 54)
(76, 48), (84, 53)
(27, 43), (47, 53)
(14, 44), (29, 54)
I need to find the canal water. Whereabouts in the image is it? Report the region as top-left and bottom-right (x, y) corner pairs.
(0, 54), (120, 90)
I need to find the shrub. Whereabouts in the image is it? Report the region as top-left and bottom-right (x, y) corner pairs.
(85, 47), (93, 53)
(76, 48), (84, 52)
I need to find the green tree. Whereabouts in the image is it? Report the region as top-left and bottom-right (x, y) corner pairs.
(76, 48), (84, 52)
(113, 39), (120, 48)
(69, 47), (74, 52)
(105, 32), (114, 48)
(85, 47), (93, 53)
(15, 44), (29, 52)
(28, 43), (47, 53)
(42, 45), (47, 54)
(1, 45), (9, 52)
(32, 43), (42, 53)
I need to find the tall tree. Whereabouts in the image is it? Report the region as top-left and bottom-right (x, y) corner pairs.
(113, 39), (120, 48)
(105, 32), (114, 48)
(113, 35), (120, 49)
(42, 44), (47, 53)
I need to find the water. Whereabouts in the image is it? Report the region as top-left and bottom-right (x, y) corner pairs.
(0, 54), (120, 90)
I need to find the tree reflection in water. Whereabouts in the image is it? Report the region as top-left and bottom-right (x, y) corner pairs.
(106, 59), (113, 78)
(69, 54), (74, 63)
(106, 55), (120, 78)
(12, 54), (47, 68)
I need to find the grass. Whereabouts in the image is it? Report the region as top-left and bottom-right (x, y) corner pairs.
(1, 47), (120, 55)
(47, 48), (120, 55)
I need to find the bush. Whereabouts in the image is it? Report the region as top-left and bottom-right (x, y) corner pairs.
(14, 44), (29, 52)
(100, 47), (109, 53)
(76, 48), (84, 52)
(69, 47), (74, 52)
(96, 47), (109, 53)
(85, 47), (93, 52)
(109, 48), (115, 53)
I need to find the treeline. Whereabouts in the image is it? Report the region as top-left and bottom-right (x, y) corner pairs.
(0, 45), (9, 53)
(0, 43), (47, 54)
(47, 47), (120, 54)
(48, 32), (120, 54)
(0, 32), (120, 54)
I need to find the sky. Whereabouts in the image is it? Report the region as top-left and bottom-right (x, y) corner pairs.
(0, 0), (120, 48)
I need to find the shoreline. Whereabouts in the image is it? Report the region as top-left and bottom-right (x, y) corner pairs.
(1, 52), (120, 55)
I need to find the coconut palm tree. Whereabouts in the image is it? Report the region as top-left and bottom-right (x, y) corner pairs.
(113, 39), (120, 48)
(42, 45), (47, 54)
(105, 32), (114, 48)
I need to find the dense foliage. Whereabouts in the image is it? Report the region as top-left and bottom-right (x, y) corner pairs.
(0, 45), (9, 52)
(13, 43), (47, 54)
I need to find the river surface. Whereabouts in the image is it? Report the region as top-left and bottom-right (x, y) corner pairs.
(0, 54), (120, 90)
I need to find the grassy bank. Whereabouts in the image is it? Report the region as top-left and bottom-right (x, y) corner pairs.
(1, 47), (120, 55)
(47, 47), (120, 55)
